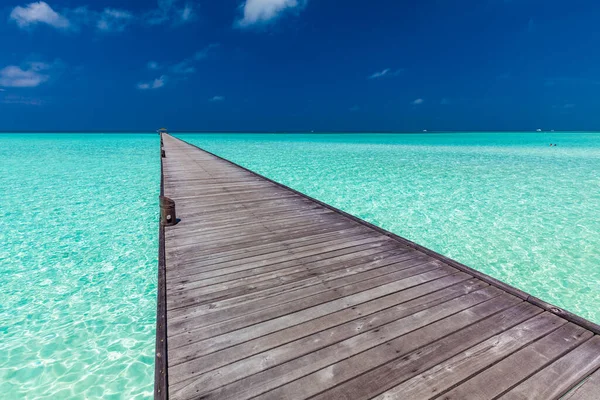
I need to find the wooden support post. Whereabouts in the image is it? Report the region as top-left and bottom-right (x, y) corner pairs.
(160, 196), (177, 226)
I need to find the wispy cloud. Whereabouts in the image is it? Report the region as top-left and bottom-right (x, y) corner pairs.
(412, 98), (424, 105)
(349, 105), (360, 112)
(96, 9), (134, 32)
(0, 62), (52, 88)
(147, 61), (162, 70)
(170, 61), (196, 74)
(194, 43), (220, 60)
(2, 95), (45, 106)
(137, 75), (166, 90)
(236, 0), (307, 28)
(138, 44), (217, 89)
(368, 68), (403, 80)
(144, 0), (197, 26)
(10, 1), (70, 29)
(209, 95), (225, 102)
(160, 44), (219, 75)
(10, 1), (195, 32)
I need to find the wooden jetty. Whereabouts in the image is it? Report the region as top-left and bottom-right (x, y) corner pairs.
(155, 132), (600, 400)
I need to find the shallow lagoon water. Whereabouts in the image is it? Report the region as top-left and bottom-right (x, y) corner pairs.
(2, 132), (599, 398)
(179, 132), (600, 324)
(0, 134), (159, 399)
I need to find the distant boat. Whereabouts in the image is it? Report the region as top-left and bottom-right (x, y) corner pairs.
(423, 129), (428, 132)
(536, 129), (542, 132)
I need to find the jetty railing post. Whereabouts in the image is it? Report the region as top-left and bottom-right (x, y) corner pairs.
(160, 196), (177, 226)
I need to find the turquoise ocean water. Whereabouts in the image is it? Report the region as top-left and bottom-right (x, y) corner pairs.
(2, 132), (599, 399)
(0, 134), (159, 399)
(179, 132), (600, 324)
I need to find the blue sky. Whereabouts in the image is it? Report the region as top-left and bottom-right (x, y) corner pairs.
(1, 0), (599, 131)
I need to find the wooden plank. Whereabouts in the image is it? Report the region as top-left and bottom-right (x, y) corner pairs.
(171, 286), (508, 397)
(172, 294), (528, 400)
(167, 241), (402, 288)
(167, 273), (475, 366)
(166, 247), (418, 309)
(259, 301), (541, 400)
(167, 240), (399, 294)
(169, 232), (387, 276)
(499, 335), (600, 400)
(441, 323), (594, 400)
(168, 277), (486, 386)
(167, 266), (460, 351)
(563, 366), (600, 400)
(168, 248), (406, 295)
(370, 312), (567, 400)
(167, 262), (455, 339)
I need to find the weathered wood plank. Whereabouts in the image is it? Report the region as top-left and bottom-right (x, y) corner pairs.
(563, 366), (600, 400)
(499, 335), (600, 400)
(166, 246), (418, 309)
(168, 276), (484, 380)
(441, 322), (594, 400)
(168, 280), (493, 388)
(370, 312), (567, 400)
(174, 295), (529, 400)
(167, 263), (456, 339)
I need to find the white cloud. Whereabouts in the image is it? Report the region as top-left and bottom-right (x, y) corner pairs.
(97, 9), (134, 32)
(0, 62), (52, 88)
(0, 88), (6, 92)
(368, 68), (403, 80)
(144, 0), (196, 25)
(194, 43), (220, 60)
(161, 44), (219, 75)
(137, 75), (166, 90)
(210, 95), (225, 102)
(412, 98), (424, 105)
(369, 68), (390, 79)
(236, 0), (306, 28)
(147, 61), (162, 70)
(10, 2), (70, 29)
(170, 61), (195, 74)
(2, 95), (44, 105)
(180, 3), (194, 22)
(11, 1), (193, 32)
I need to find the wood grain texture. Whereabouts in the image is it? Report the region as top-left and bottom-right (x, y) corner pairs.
(159, 133), (600, 400)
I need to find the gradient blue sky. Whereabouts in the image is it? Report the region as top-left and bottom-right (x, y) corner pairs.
(1, 0), (599, 131)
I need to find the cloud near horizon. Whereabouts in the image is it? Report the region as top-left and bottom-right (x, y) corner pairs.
(210, 95), (225, 102)
(236, 0), (306, 28)
(412, 98), (424, 104)
(0, 62), (52, 88)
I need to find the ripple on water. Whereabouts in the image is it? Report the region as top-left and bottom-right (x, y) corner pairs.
(0, 134), (159, 399)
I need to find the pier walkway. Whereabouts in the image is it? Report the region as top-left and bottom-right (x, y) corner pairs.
(156, 133), (600, 400)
